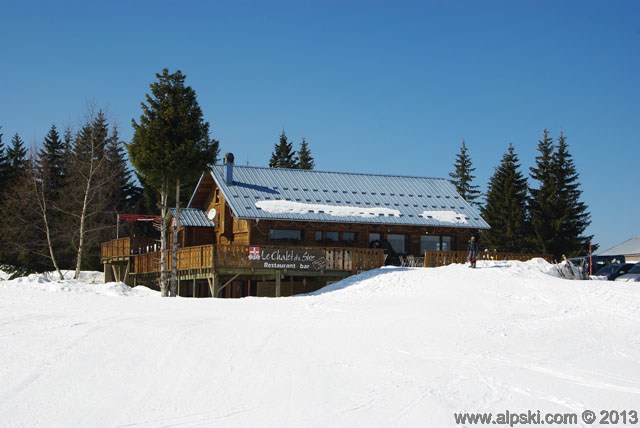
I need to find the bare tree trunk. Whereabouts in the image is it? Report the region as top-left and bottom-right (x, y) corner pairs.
(170, 178), (180, 297)
(74, 171), (92, 279)
(32, 176), (64, 280)
(159, 180), (169, 297)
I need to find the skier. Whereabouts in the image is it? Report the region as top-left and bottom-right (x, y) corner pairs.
(467, 235), (479, 268)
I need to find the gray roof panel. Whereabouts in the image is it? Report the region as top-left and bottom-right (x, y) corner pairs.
(205, 165), (490, 229)
(169, 208), (214, 228)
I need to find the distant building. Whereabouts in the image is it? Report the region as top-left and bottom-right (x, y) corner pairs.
(599, 237), (640, 262)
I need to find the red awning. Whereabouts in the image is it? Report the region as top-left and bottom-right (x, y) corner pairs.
(117, 214), (161, 223)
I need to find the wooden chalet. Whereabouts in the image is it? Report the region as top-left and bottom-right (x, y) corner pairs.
(101, 153), (490, 298)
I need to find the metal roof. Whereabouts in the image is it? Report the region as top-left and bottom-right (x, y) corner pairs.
(599, 237), (640, 256)
(169, 208), (214, 228)
(201, 165), (489, 230)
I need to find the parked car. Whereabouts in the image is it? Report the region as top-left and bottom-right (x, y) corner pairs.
(569, 255), (626, 276)
(614, 263), (640, 282)
(593, 263), (635, 281)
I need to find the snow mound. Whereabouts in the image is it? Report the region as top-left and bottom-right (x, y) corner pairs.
(310, 258), (558, 297)
(0, 271), (158, 297)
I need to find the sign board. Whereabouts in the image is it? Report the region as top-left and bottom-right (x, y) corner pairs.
(248, 247), (327, 271)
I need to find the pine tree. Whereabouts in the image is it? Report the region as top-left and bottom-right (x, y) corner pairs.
(269, 130), (297, 168)
(296, 138), (315, 170)
(6, 133), (28, 182)
(128, 68), (219, 297)
(449, 140), (481, 206)
(0, 127), (8, 201)
(551, 132), (592, 257)
(37, 125), (67, 200)
(528, 129), (559, 258)
(481, 143), (529, 252)
(105, 125), (141, 214)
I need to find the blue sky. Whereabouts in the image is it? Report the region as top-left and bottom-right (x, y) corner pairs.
(1, 0), (638, 251)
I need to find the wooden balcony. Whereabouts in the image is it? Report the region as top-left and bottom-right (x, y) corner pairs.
(100, 237), (158, 262)
(102, 238), (385, 276)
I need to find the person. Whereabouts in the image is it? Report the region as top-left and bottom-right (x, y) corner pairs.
(467, 235), (479, 268)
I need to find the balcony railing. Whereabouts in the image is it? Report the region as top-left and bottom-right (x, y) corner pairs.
(102, 238), (385, 275)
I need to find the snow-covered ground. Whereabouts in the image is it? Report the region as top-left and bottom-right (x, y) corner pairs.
(1, 260), (639, 427)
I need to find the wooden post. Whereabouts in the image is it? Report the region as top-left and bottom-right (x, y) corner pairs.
(104, 263), (114, 283)
(193, 278), (197, 298)
(123, 259), (130, 285)
(275, 270), (281, 297)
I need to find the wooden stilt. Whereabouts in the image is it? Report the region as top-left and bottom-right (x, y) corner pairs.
(275, 270), (281, 297)
(217, 273), (240, 297)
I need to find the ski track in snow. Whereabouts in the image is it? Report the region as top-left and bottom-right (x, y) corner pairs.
(1, 261), (640, 427)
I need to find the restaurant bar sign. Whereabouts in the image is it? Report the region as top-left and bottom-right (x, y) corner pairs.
(248, 247), (327, 271)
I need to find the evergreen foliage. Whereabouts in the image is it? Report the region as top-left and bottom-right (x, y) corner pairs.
(528, 129), (558, 257)
(528, 130), (591, 260)
(0, 127), (8, 201)
(269, 130), (297, 168)
(449, 140), (481, 207)
(6, 133), (28, 182)
(128, 68), (219, 296)
(296, 138), (315, 170)
(37, 125), (67, 200)
(550, 132), (592, 257)
(128, 68), (219, 190)
(481, 144), (529, 252)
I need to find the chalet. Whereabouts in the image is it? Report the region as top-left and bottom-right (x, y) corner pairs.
(102, 153), (490, 297)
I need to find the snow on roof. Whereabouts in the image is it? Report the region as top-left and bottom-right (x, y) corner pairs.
(255, 200), (401, 218)
(599, 237), (640, 256)
(202, 165), (489, 229)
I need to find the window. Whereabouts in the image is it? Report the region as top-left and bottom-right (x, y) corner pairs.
(441, 236), (453, 251)
(315, 231), (323, 241)
(420, 235), (440, 252)
(420, 235), (454, 252)
(269, 229), (302, 241)
(387, 234), (406, 254)
(326, 231), (339, 241)
(342, 232), (356, 242)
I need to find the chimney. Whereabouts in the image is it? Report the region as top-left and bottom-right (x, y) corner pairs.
(223, 152), (235, 184)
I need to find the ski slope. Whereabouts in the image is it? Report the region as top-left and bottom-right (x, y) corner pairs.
(1, 260), (639, 427)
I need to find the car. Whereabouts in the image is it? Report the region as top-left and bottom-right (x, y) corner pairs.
(593, 263), (636, 281)
(614, 263), (640, 282)
(569, 255), (626, 276)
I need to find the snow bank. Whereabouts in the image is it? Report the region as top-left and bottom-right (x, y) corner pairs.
(0, 270), (158, 297)
(1, 259), (640, 428)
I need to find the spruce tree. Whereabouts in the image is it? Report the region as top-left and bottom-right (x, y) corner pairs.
(6, 133), (28, 183)
(481, 143), (529, 252)
(296, 138), (315, 170)
(528, 129), (559, 258)
(269, 130), (297, 168)
(128, 68), (219, 297)
(0, 127), (8, 200)
(449, 140), (481, 206)
(37, 124), (67, 200)
(551, 132), (591, 257)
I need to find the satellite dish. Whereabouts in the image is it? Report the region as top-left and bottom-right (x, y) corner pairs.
(207, 208), (217, 221)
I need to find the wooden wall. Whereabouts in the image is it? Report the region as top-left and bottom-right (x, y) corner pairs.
(187, 173), (477, 255)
